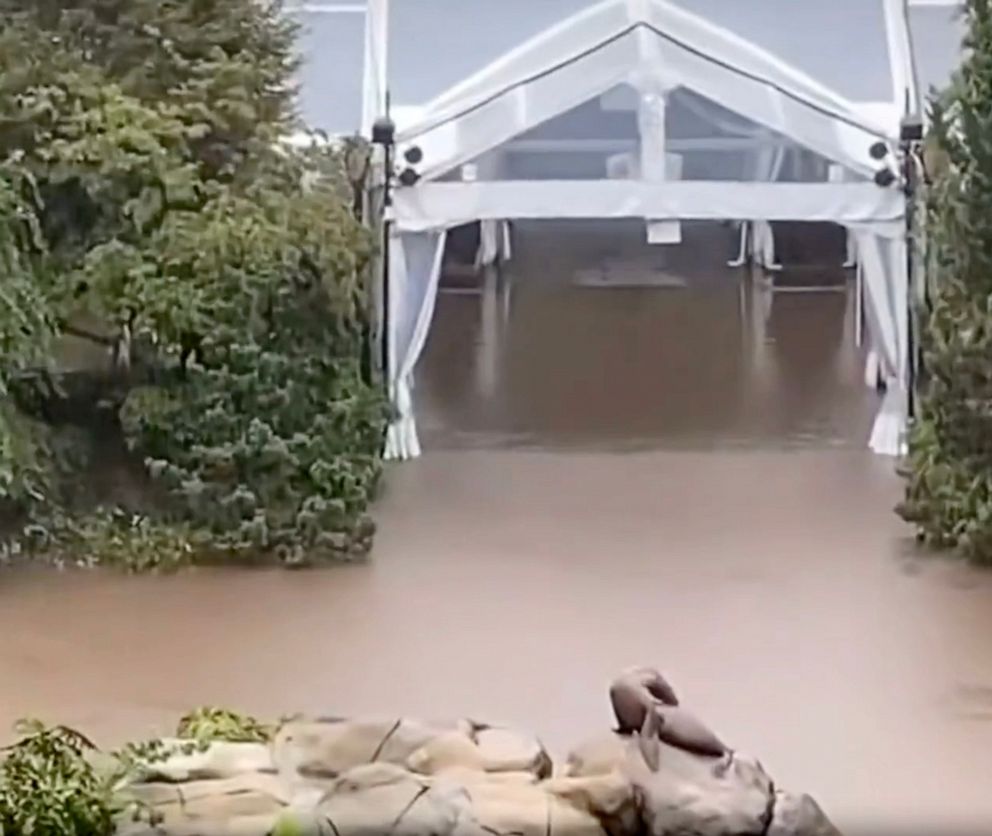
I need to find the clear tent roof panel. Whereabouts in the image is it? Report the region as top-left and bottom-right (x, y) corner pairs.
(387, 0), (602, 110)
(393, 0), (893, 191)
(292, 6), (367, 135)
(908, 3), (965, 100)
(387, 0), (897, 109)
(446, 83), (838, 185)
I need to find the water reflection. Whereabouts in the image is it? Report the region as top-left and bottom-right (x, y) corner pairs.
(418, 220), (878, 451)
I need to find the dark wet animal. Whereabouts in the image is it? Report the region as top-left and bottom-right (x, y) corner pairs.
(610, 667), (727, 762)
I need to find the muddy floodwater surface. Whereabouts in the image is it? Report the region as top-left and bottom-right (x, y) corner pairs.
(3, 222), (992, 833)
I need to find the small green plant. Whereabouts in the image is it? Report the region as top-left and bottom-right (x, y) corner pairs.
(176, 707), (272, 745)
(271, 810), (309, 836)
(0, 712), (278, 835)
(19, 508), (197, 573)
(0, 720), (117, 835)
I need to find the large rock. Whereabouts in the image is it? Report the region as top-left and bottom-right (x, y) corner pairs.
(473, 724), (553, 777)
(117, 772), (288, 836)
(134, 741), (274, 783)
(117, 668), (841, 836)
(560, 734), (771, 836)
(272, 764), (606, 836)
(628, 745), (773, 836)
(768, 791), (843, 836)
(271, 718), (449, 778)
(272, 717), (551, 782)
(312, 762), (470, 835)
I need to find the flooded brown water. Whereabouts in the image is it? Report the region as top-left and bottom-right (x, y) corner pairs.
(3, 222), (992, 833)
(419, 221), (875, 451)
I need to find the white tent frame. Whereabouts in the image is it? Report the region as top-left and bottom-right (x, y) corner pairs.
(361, 0), (924, 460)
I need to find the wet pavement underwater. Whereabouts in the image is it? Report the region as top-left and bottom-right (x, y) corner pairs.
(3, 222), (992, 833)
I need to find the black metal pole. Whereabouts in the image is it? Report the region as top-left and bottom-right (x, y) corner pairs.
(906, 169), (917, 422)
(381, 142), (392, 385)
(371, 113), (396, 392)
(901, 126), (923, 424)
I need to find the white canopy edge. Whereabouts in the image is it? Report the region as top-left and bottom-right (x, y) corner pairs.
(394, 0), (896, 182)
(391, 181), (905, 234)
(883, 0), (920, 118)
(361, 0), (388, 134)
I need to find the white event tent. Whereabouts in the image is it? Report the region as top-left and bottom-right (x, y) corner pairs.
(292, 0), (967, 460)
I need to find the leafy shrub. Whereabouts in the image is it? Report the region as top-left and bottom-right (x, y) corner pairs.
(176, 707), (272, 744)
(0, 711), (272, 835)
(0, 178), (56, 518)
(13, 508), (197, 573)
(0, 720), (118, 835)
(0, 0), (386, 568)
(899, 0), (992, 562)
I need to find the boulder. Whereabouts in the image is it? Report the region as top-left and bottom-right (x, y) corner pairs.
(116, 668), (842, 836)
(563, 731), (772, 836)
(405, 724), (552, 779)
(116, 773), (288, 836)
(628, 745), (774, 836)
(312, 763), (470, 836)
(271, 718), (451, 778)
(768, 791), (843, 836)
(474, 725), (553, 777)
(136, 741), (274, 783)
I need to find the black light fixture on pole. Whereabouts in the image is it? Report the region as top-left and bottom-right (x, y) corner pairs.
(370, 112), (424, 390)
(868, 114), (923, 432)
(868, 114), (924, 422)
(899, 113), (924, 422)
(371, 113), (396, 384)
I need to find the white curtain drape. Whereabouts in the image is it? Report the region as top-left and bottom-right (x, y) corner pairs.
(750, 144), (787, 269)
(475, 219), (513, 267)
(384, 229), (449, 460)
(854, 230), (909, 456)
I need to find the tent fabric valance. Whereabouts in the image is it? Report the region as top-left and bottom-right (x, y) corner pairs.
(391, 181), (905, 233)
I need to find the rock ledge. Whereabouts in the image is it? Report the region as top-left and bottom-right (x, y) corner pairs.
(118, 668), (841, 836)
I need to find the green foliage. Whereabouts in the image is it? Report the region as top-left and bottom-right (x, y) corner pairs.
(0, 178), (56, 515)
(115, 737), (201, 774)
(15, 508), (197, 573)
(272, 811), (308, 836)
(0, 717), (255, 835)
(176, 707), (272, 744)
(899, 0), (992, 561)
(0, 720), (117, 835)
(0, 710), (275, 835)
(0, 0), (385, 568)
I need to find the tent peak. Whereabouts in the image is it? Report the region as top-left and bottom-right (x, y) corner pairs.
(402, 0), (889, 149)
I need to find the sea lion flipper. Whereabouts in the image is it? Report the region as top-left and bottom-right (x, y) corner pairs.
(637, 708), (661, 772)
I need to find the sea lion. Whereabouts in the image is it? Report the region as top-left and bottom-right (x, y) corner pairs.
(653, 704), (727, 759)
(611, 667), (727, 760)
(610, 666), (680, 733)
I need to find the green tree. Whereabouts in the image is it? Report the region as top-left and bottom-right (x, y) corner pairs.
(0, 0), (385, 568)
(899, 0), (992, 561)
(0, 175), (57, 512)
